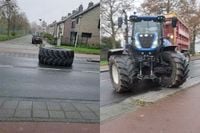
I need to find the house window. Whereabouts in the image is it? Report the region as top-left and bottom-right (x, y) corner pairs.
(76, 18), (79, 24)
(82, 33), (92, 38)
(98, 19), (100, 29)
(70, 31), (77, 44)
(81, 32), (92, 44)
(71, 21), (76, 28)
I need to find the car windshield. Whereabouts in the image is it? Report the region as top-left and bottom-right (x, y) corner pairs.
(133, 21), (161, 36)
(33, 32), (41, 37)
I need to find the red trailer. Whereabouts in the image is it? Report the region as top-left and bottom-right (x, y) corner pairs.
(164, 13), (190, 61)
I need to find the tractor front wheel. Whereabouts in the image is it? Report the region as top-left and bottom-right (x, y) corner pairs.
(160, 51), (189, 88)
(109, 55), (137, 93)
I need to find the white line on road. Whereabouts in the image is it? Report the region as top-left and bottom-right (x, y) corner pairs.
(38, 68), (62, 71)
(81, 71), (99, 74)
(0, 65), (14, 68)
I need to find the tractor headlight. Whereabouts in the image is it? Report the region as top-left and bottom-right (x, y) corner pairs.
(135, 40), (142, 49)
(151, 40), (158, 49)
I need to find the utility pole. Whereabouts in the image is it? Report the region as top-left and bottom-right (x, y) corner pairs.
(75, 16), (82, 48)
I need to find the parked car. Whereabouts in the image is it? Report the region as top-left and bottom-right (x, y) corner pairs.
(32, 32), (43, 44)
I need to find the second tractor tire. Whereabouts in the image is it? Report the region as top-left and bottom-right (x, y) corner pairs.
(160, 51), (189, 88)
(39, 47), (74, 67)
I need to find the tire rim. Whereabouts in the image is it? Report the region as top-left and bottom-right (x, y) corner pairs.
(112, 64), (119, 84)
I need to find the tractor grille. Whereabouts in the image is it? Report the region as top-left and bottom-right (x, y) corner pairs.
(138, 33), (154, 48)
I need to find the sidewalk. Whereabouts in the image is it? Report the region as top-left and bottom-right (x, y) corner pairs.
(0, 122), (99, 133)
(0, 97), (99, 123)
(101, 83), (200, 133)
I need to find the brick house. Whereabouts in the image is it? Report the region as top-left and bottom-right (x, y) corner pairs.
(63, 2), (100, 47)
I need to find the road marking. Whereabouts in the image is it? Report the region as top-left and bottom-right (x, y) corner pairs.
(0, 64), (99, 73)
(0, 65), (13, 68)
(82, 71), (99, 74)
(38, 68), (61, 71)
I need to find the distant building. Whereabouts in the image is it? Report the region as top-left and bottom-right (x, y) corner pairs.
(46, 21), (57, 37)
(47, 2), (100, 47)
(70, 2), (100, 46)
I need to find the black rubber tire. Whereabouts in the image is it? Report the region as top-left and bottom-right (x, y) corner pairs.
(39, 47), (74, 67)
(160, 51), (189, 88)
(109, 55), (137, 93)
(184, 52), (190, 63)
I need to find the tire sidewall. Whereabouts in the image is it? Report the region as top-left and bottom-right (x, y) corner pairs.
(109, 56), (121, 92)
(160, 51), (179, 87)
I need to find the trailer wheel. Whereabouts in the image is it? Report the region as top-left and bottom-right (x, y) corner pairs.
(160, 51), (189, 88)
(109, 55), (137, 93)
(39, 47), (74, 67)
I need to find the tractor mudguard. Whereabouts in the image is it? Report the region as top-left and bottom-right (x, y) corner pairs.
(162, 45), (177, 52)
(107, 48), (124, 61)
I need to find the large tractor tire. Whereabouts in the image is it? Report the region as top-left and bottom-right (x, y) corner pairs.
(39, 47), (74, 67)
(109, 55), (137, 93)
(184, 52), (190, 63)
(160, 51), (189, 88)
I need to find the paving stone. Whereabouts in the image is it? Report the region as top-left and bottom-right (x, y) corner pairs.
(33, 110), (49, 118)
(73, 103), (91, 112)
(0, 98), (5, 106)
(49, 111), (65, 119)
(86, 104), (99, 113)
(80, 112), (98, 120)
(2, 100), (18, 109)
(17, 101), (32, 110)
(65, 111), (82, 119)
(0, 109), (15, 118)
(14, 109), (31, 118)
(47, 102), (61, 111)
(33, 102), (47, 110)
(61, 103), (77, 112)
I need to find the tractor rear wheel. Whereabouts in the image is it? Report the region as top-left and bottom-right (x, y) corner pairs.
(160, 51), (189, 88)
(109, 55), (137, 93)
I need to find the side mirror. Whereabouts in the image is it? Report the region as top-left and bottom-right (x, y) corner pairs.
(118, 17), (123, 28)
(172, 17), (178, 28)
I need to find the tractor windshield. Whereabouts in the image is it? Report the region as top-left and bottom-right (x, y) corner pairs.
(133, 21), (161, 37)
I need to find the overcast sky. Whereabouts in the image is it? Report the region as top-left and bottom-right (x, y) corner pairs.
(17, 0), (100, 25)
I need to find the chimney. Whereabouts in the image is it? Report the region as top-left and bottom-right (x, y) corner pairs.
(72, 10), (77, 14)
(78, 4), (83, 12)
(88, 2), (94, 8)
(61, 17), (65, 20)
(68, 13), (71, 16)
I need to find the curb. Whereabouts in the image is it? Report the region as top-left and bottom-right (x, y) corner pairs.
(100, 76), (200, 122)
(87, 58), (100, 63)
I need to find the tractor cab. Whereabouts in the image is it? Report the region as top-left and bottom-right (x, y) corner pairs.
(118, 15), (177, 54)
(130, 16), (165, 52)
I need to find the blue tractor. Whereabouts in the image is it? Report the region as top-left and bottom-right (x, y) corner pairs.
(108, 14), (189, 93)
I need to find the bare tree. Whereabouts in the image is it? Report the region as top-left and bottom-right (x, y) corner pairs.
(0, 0), (17, 36)
(141, 0), (181, 15)
(101, 0), (134, 48)
(0, 0), (30, 36)
(179, 0), (200, 54)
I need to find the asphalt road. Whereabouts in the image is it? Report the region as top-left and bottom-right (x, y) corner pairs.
(0, 35), (99, 102)
(100, 60), (200, 106)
